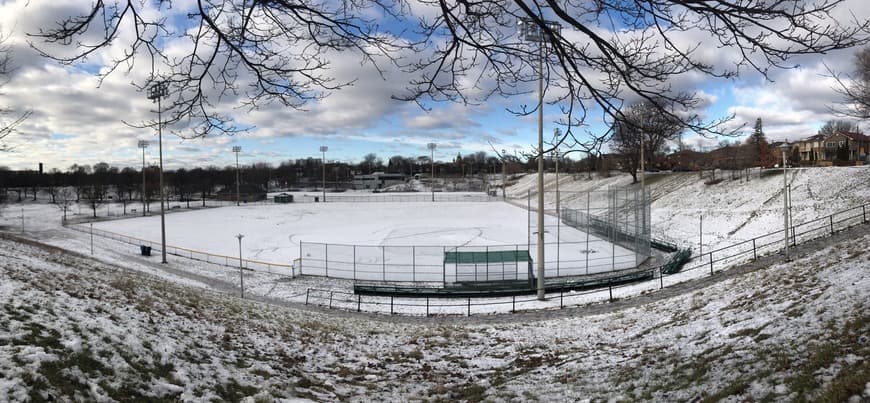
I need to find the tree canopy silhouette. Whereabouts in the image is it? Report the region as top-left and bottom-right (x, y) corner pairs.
(30, 0), (870, 151)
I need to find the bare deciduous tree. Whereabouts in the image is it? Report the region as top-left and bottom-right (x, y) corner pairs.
(1, 29), (30, 152)
(30, 0), (869, 150)
(831, 46), (870, 119)
(611, 101), (684, 183)
(818, 119), (857, 136)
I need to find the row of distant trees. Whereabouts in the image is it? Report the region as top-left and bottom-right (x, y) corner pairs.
(0, 151), (598, 211)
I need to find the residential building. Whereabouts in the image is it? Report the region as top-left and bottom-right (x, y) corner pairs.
(793, 131), (869, 165)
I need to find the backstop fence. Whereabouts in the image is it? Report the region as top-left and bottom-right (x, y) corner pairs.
(559, 187), (651, 266)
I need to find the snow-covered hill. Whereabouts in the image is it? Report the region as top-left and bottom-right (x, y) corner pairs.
(1, 224), (868, 400)
(506, 166), (870, 250)
(1, 166), (869, 400)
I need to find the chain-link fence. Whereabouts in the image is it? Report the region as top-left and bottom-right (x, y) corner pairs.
(300, 203), (870, 316)
(295, 193), (500, 203)
(559, 187), (651, 267)
(298, 238), (639, 283)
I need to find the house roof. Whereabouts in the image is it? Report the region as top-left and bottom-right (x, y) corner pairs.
(801, 134), (825, 142)
(843, 131), (870, 142)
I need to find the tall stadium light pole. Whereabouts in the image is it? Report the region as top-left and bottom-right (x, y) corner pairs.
(320, 146), (328, 202)
(232, 146), (242, 206)
(520, 17), (561, 300)
(501, 149), (507, 199)
(428, 143), (437, 202)
(138, 140), (148, 216)
(147, 81), (169, 264)
(780, 143), (790, 260)
(236, 233), (245, 299)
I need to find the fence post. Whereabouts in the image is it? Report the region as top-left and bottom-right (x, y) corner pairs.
(426, 297), (429, 317)
(442, 246), (447, 287)
(512, 296), (516, 313)
(752, 239), (757, 261)
(560, 290), (564, 309)
(305, 289), (310, 305)
(709, 252), (714, 275)
(608, 280), (613, 303)
(467, 298), (471, 316)
(485, 246), (489, 282)
(390, 296), (394, 315)
(792, 226), (797, 247)
(357, 295), (361, 312)
(328, 292), (333, 309)
(830, 215), (834, 235)
(659, 267), (663, 289)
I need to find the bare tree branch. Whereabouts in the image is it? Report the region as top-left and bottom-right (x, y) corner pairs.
(0, 29), (31, 152)
(28, 0), (870, 151)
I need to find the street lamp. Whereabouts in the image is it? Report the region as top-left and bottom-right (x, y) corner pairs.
(138, 140), (148, 217)
(779, 142), (790, 260)
(147, 80), (169, 264)
(232, 146), (242, 206)
(236, 233), (245, 299)
(520, 16), (561, 300)
(320, 146), (328, 202)
(427, 143), (437, 202)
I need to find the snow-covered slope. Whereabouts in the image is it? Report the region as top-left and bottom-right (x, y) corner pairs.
(1, 224), (868, 400)
(506, 167), (870, 250)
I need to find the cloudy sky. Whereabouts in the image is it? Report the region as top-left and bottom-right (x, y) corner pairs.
(0, 0), (867, 172)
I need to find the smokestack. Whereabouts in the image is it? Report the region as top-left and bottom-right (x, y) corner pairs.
(39, 163), (43, 175)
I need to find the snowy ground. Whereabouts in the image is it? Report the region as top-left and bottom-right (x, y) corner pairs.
(86, 201), (638, 281)
(0, 222), (867, 400)
(507, 166), (870, 251)
(1, 167), (869, 399)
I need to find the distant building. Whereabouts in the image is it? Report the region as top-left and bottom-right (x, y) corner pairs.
(352, 172), (406, 190)
(793, 131), (870, 165)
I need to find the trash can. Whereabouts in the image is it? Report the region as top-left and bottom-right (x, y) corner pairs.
(140, 245), (152, 256)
